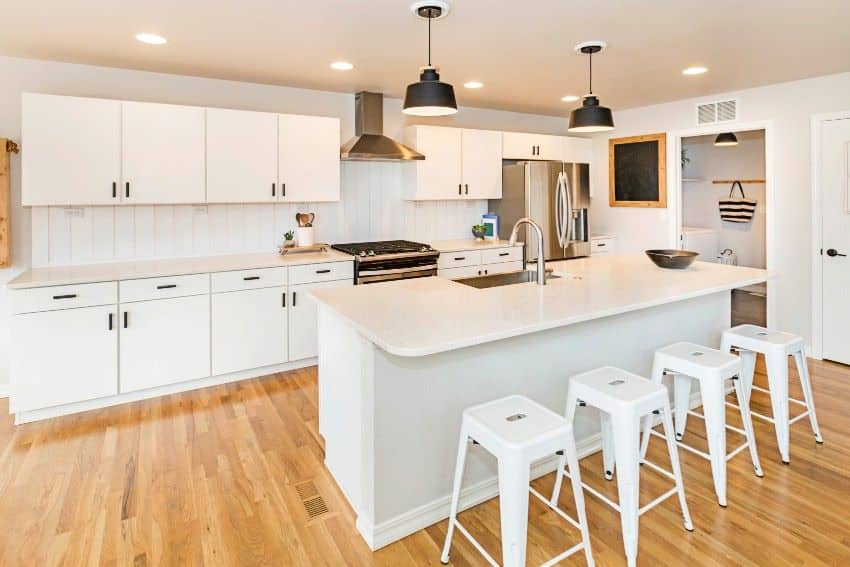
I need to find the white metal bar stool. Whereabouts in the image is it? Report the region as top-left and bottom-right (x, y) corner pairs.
(639, 342), (763, 507)
(441, 395), (594, 567)
(550, 367), (693, 567)
(721, 324), (823, 464)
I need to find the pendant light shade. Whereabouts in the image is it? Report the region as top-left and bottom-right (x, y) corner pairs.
(403, 3), (457, 117)
(568, 42), (614, 133)
(714, 132), (739, 147)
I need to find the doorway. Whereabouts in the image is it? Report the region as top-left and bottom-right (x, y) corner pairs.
(679, 129), (767, 326)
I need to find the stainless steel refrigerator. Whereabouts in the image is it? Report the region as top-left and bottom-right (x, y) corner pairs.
(489, 161), (591, 262)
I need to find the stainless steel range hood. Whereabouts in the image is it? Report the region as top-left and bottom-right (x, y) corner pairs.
(340, 92), (425, 161)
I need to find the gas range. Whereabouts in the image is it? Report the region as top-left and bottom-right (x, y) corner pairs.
(332, 240), (440, 284)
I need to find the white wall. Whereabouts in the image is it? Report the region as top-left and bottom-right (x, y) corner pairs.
(591, 71), (850, 347)
(0, 55), (573, 389)
(682, 130), (766, 268)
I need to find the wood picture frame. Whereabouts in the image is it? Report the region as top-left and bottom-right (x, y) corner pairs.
(0, 139), (11, 268)
(608, 132), (667, 208)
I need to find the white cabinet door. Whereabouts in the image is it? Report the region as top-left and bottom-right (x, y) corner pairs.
(288, 279), (353, 361)
(279, 114), (340, 202)
(536, 135), (564, 161)
(462, 129), (503, 199)
(119, 295), (211, 393)
(404, 126), (463, 200)
(11, 305), (117, 412)
(438, 265), (483, 280)
(206, 108), (279, 203)
(212, 286), (287, 375)
(502, 131), (565, 161)
(121, 101), (206, 204)
(563, 137), (592, 163)
(22, 94), (121, 206)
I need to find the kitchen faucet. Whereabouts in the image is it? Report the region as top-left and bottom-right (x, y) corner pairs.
(508, 217), (546, 285)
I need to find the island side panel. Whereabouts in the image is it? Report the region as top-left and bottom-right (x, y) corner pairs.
(368, 291), (730, 547)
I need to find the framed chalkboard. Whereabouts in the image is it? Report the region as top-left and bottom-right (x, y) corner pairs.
(608, 133), (667, 208)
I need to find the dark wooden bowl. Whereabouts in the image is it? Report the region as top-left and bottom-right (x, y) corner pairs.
(645, 249), (699, 269)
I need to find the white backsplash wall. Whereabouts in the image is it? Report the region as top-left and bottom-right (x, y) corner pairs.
(31, 161), (488, 267)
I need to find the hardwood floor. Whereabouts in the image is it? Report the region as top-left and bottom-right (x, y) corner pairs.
(1, 358), (849, 566)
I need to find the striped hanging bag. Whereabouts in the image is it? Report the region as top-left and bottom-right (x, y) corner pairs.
(718, 181), (757, 223)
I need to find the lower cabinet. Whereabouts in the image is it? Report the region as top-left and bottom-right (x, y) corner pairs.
(437, 246), (525, 280)
(212, 286), (287, 375)
(119, 295), (211, 393)
(11, 304), (118, 412)
(288, 279), (353, 361)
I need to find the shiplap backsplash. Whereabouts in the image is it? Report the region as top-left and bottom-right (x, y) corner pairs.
(30, 162), (488, 267)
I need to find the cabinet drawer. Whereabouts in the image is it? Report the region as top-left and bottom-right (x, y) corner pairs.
(12, 281), (117, 314)
(481, 247), (522, 265)
(288, 261), (353, 285)
(591, 238), (615, 255)
(120, 273), (210, 302)
(211, 267), (287, 293)
(482, 261), (524, 276)
(438, 265), (483, 280)
(437, 250), (482, 269)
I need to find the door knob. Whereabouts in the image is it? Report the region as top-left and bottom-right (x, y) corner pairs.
(826, 248), (846, 257)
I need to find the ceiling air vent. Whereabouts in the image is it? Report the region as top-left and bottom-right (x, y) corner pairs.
(696, 99), (738, 125)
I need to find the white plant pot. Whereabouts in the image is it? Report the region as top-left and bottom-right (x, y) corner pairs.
(295, 227), (315, 247)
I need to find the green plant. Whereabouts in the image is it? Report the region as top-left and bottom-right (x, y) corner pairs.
(284, 230), (295, 241)
(472, 224), (486, 232)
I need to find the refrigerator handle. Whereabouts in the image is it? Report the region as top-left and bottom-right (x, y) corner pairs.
(555, 172), (565, 247)
(562, 171), (574, 245)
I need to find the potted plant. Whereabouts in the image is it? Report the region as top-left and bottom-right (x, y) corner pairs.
(471, 224), (487, 241)
(283, 230), (296, 248)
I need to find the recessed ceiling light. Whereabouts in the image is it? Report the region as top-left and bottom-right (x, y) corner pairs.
(682, 66), (708, 76)
(135, 33), (167, 45)
(561, 95), (580, 102)
(330, 61), (354, 71)
(463, 81), (484, 89)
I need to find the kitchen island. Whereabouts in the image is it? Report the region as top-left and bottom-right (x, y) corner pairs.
(311, 254), (768, 549)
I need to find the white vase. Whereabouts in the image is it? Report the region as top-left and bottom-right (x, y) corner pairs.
(295, 227), (315, 247)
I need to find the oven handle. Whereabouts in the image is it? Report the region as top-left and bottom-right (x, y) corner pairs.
(357, 264), (437, 277)
(356, 251), (440, 262)
(357, 269), (437, 284)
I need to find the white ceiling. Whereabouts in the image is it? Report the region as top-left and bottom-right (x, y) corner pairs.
(2, 0), (849, 116)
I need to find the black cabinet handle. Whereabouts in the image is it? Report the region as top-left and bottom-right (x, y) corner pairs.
(272, 182), (276, 197)
(123, 311), (128, 329)
(282, 292), (287, 307)
(125, 181), (130, 198)
(243, 276), (261, 281)
(316, 269), (331, 274)
(827, 248), (846, 257)
(52, 294), (77, 300)
(156, 284), (177, 290)
(498, 252), (510, 257)
(458, 184), (462, 195)
(293, 291), (297, 307)
(112, 181), (117, 198)
(597, 243), (606, 247)
(108, 312), (114, 331)
(454, 256), (466, 261)
(282, 183), (286, 197)
(464, 184), (468, 195)
(484, 269), (488, 275)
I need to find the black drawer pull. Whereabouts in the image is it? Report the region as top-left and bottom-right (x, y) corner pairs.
(597, 243), (606, 247)
(316, 269), (331, 274)
(108, 312), (114, 331)
(243, 276), (261, 281)
(53, 294), (77, 300)
(156, 284), (177, 290)
(498, 252), (510, 256)
(454, 256), (466, 261)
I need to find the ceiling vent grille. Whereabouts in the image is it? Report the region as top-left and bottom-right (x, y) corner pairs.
(696, 99), (738, 125)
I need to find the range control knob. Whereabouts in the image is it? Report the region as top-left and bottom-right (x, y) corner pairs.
(358, 251), (367, 257)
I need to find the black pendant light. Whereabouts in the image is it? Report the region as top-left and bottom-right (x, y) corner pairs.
(714, 132), (739, 147)
(403, 3), (457, 116)
(568, 41), (615, 133)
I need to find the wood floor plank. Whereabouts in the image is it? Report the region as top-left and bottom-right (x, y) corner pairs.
(0, 356), (848, 565)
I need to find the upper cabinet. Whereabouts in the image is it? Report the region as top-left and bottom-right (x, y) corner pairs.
(402, 125), (502, 200)
(206, 108), (279, 203)
(563, 137), (592, 164)
(22, 93), (122, 206)
(21, 93), (342, 206)
(279, 114), (341, 202)
(121, 102), (206, 204)
(502, 131), (592, 163)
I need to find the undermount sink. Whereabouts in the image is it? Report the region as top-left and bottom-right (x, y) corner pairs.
(455, 270), (560, 289)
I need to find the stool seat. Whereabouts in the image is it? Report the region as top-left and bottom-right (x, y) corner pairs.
(654, 342), (740, 378)
(724, 324), (804, 353)
(466, 395), (571, 450)
(570, 366), (666, 415)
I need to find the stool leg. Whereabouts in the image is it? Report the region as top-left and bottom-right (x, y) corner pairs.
(601, 412), (616, 480)
(793, 349), (823, 443)
(660, 402), (694, 531)
(640, 357), (666, 461)
(700, 378), (728, 507)
(440, 432), (470, 564)
(497, 455), (530, 567)
(563, 432), (595, 567)
(612, 414), (640, 567)
(737, 350), (757, 407)
(550, 389), (579, 506)
(733, 374), (764, 477)
(673, 374), (693, 441)
(765, 352), (791, 464)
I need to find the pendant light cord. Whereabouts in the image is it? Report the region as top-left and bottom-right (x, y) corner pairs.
(427, 12), (432, 66)
(588, 50), (593, 95)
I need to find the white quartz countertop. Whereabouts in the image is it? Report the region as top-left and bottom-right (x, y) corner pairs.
(7, 250), (354, 289)
(429, 239), (521, 252)
(311, 254), (768, 357)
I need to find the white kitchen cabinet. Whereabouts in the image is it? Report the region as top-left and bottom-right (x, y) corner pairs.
(288, 279), (353, 361)
(212, 286), (287, 375)
(462, 129), (503, 199)
(437, 246), (524, 279)
(502, 132), (563, 161)
(207, 108), (279, 203)
(437, 265), (483, 280)
(119, 294), (211, 393)
(403, 125), (463, 200)
(480, 260), (524, 276)
(11, 304), (118, 412)
(590, 235), (617, 255)
(121, 101), (206, 204)
(563, 137), (592, 163)
(22, 93), (122, 206)
(278, 114), (341, 202)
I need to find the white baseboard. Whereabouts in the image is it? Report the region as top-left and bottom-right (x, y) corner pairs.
(12, 358), (316, 424)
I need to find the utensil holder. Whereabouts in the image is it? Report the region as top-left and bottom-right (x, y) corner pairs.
(296, 227), (315, 247)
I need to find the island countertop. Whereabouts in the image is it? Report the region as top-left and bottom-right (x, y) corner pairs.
(310, 254), (768, 357)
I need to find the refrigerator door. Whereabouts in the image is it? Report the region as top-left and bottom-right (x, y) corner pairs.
(526, 161), (566, 261)
(563, 162), (592, 258)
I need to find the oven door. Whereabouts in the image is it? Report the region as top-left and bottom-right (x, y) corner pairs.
(356, 254), (439, 284)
